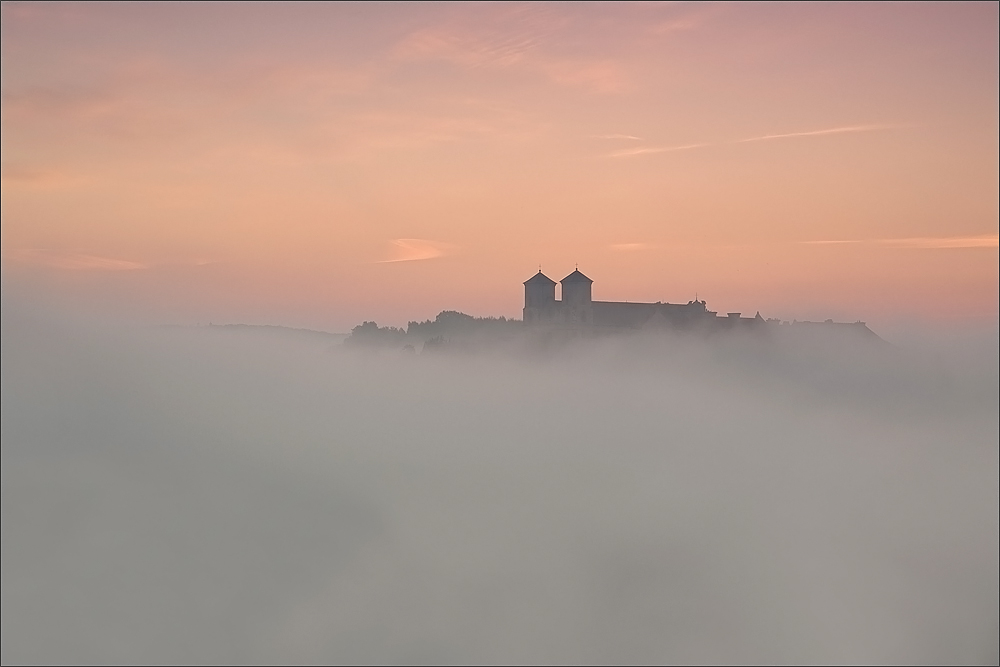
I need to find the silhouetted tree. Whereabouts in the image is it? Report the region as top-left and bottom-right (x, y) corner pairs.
(344, 321), (407, 347)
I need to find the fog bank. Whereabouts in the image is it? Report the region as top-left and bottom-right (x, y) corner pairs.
(2, 297), (997, 664)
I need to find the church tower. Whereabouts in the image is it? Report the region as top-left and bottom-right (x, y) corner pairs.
(523, 271), (556, 324)
(560, 269), (593, 325)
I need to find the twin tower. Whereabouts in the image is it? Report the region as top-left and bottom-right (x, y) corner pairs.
(523, 269), (594, 325)
(523, 268), (720, 330)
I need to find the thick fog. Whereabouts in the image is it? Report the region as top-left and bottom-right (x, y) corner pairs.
(2, 294), (997, 665)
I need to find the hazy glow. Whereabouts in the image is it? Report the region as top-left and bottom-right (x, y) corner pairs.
(1, 2), (996, 330)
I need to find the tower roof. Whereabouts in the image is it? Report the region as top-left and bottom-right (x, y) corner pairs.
(524, 271), (556, 286)
(560, 269), (593, 284)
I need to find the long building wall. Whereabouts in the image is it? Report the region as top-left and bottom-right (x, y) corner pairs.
(522, 269), (877, 337)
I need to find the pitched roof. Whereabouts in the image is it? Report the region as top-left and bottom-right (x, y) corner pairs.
(560, 269), (593, 284)
(523, 271), (556, 286)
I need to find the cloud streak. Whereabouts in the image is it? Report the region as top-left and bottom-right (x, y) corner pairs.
(611, 125), (904, 158)
(802, 235), (999, 249)
(592, 134), (643, 141)
(609, 143), (711, 158)
(377, 238), (457, 263)
(609, 242), (655, 251)
(3, 249), (147, 271)
(738, 124), (899, 143)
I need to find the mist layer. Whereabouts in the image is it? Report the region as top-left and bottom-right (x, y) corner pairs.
(2, 298), (997, 664)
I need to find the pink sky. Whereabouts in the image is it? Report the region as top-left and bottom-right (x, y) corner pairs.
(2, 2), (997, 332)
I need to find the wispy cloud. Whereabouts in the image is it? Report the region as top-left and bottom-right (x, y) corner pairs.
(611, 124), (904, 158)
(891, 235), (999, 249)
(802, 235), (998, 249)
(393, 7), (628, 93)
(377, 239), (457, 263)
(609, 242), (655, 251)
(738, 124), (900, 144)
(395, 27), (543, 70)
(0, 164), (67, 186)
(646, 4), (722, 35)
(392, 5), (558, 70)
(609, 143), (710, 158)
(540, 60), (627, 94)
(592, 134), (643, 141)
(648, 17), (703, 35)
(3, 249), (147, 270)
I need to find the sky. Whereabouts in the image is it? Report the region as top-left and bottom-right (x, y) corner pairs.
(2, 2), (998, 332)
